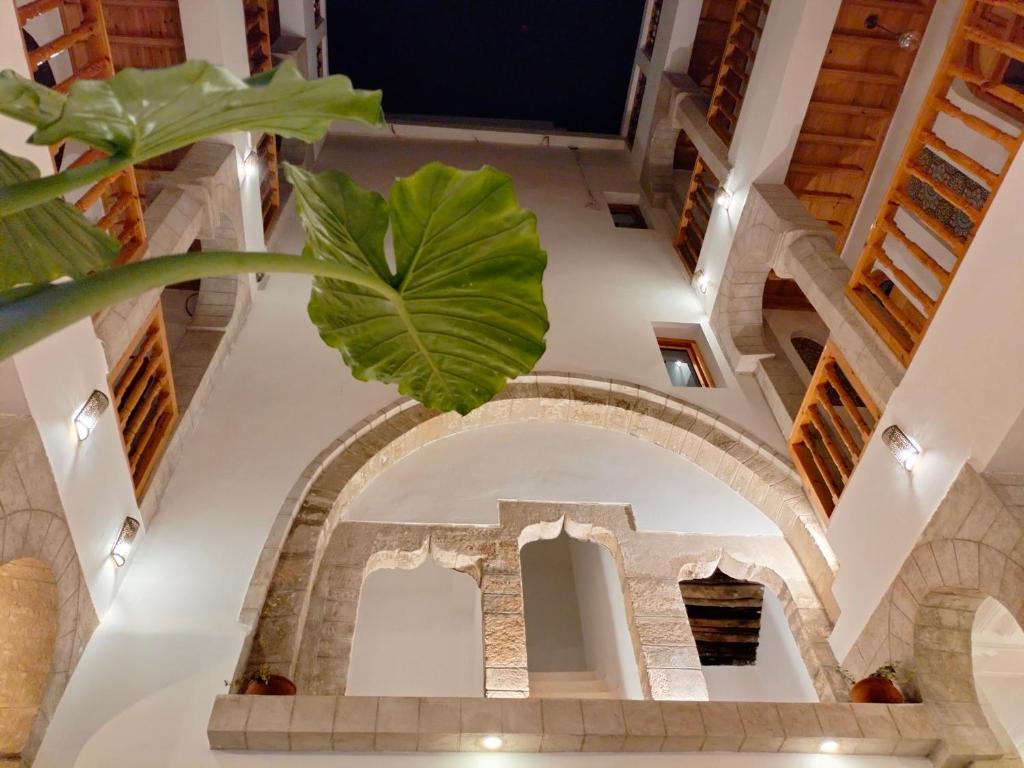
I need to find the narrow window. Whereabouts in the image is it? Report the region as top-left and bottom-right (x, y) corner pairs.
(609, 203), (648, 230)
(658, 337), (714, 388)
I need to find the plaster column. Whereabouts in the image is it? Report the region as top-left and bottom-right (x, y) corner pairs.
(626, 577), (708, 701)
(178, 0), (267, 254)
(481, 569), (530, 698)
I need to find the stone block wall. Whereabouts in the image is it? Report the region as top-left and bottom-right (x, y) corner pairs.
(0, 416), (99, 766)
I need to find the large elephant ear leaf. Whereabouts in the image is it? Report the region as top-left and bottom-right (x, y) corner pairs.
(0, 60), (382, 162)
(0, 149), (118, 292)
(288, 162), (549, 415)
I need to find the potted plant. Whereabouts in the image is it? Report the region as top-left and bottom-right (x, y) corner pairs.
(839, 664), (912, 703)
(240, 664), (296, 696)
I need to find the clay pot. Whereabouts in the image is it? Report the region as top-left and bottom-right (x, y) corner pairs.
(244, 674), (297, 695)
(851, 676), (904, 704)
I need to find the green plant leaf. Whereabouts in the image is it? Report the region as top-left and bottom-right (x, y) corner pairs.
(0, 149), (119, 292)
(0, 59), (382, 161)
(288, 161), (549, 414)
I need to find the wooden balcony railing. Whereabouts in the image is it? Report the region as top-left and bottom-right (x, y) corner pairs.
(109, 302), (178, 498)
(706, 0), (771, 146)
(257, 131), (281, 235)
(789, 341), (880, 520)
(673, 155), (720, 274)
(847, 0), (1023, 366)
(17, 0), (147, 264)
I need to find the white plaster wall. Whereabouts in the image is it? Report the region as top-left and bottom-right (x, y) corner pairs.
(11, 321), (142, 618)
(829, 147), (1024, 657)
(346, 422), (780, 536)
(570, 538), (645, 700)
(345, 560), (484, 698)
(701, 590), (818, 703)
(31, 137), (792, 767)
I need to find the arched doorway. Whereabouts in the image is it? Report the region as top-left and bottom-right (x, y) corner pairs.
(520, 531), (643, 700)
(973, 597), (1024, 758)
(0, 558), (57, 761)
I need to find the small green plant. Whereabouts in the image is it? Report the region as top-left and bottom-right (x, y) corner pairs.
(0, 61), (549, 415)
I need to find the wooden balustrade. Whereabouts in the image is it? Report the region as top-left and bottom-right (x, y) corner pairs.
(17, 0), (148, 263)
(706, 0), (771, 146)
(109, 302), (179, 498)
(242, 0), (281, 238)
(788, 341), (880, 520)
(847, 0), (1024, 365)
(257, 131), (281, 235)
(673, 155), (720, 274)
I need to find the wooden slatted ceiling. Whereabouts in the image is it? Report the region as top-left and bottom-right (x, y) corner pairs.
(679, 568), (764, 666)
(101, 0), (189, 174)
(785, 0), (937, 253)
(847, 0), (1024, 364)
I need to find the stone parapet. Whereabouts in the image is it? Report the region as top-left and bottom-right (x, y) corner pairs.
(209, 696), (968, 761)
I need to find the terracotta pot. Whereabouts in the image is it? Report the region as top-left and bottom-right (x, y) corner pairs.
(244, 674), (297, 695)
(851, 675), (904, 704)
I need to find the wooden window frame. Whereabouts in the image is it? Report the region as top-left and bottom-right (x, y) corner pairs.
(657, 337), (715, 388)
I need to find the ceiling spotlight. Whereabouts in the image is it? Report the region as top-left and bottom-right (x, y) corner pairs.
(480, 735), (504, 751)
(864, 14), (921, 50)
(74, 390), (109, 441)
(882, 424), (920, 471)
(820, 738), (840, 753)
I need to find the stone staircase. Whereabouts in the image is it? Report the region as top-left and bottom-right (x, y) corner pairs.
(528, 671), (613, 699)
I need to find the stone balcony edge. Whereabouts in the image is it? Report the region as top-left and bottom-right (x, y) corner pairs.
(208, 695), (998, 764)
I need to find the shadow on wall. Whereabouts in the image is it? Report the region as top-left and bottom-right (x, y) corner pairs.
(345, 559), (484, 698)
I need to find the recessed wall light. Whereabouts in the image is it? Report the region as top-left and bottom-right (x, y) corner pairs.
(74, 390), (109, 441)
(694, 269), (710, 294)
(820, 738), (840, 753)
(480, 735), (504, 751)
(243, 150), (260, 179)
(111, 517), (140, 567)
(882, 424), (920, 471)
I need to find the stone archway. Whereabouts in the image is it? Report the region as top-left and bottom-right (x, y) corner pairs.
(0, 558), (57, 761)
(301, 373), (839, 619)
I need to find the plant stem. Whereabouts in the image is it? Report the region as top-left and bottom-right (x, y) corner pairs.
(0, 155), (133, 217)
(0, 251), (393, 360)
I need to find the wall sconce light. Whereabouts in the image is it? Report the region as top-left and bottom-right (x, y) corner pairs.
(111, 517), (140, 567)
(243, 150), (260, 179)
(714, 186), (733, 208)
(864, 14), (921, 50)
(73, 390), (109, 441)
(480, 735), (504, 751)
(882, 424), (920, 470)
(819, 738), (840, 754)
(694, 269), (710, 294)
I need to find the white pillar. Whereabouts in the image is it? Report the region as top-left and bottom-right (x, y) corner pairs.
(696, 0), (840, 313)
(179, 0), (267, 253)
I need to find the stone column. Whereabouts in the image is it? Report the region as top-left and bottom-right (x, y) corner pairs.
(626, 577), (708, 701)
(481, 569), (529, 698)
